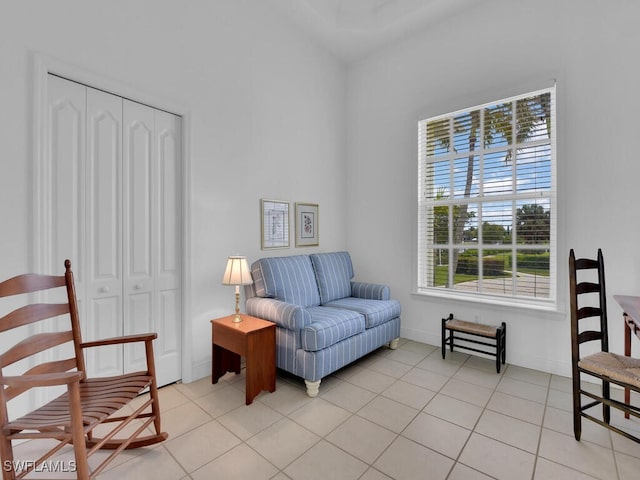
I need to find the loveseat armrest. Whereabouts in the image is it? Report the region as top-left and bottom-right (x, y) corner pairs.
(351, 282), (390, 301)
(245, 297), (311, 331)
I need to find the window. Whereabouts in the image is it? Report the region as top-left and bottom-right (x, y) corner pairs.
(417, 86), (556, 307)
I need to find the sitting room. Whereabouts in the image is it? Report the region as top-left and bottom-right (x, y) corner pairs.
(1, 0), (640, 479)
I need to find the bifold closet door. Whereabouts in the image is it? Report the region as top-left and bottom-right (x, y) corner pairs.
(122, 100), (182, 383)
(44, 74), (182, 387)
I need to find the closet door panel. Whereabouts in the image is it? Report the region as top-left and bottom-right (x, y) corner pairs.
(123, 100), (155, 373)
(158, 117), (180, 278)
(44, 75), (86, 400)
(90, 297), (123, 374)
(85, 87), (124, 377)
(47, 75), (85, 285)
(127, 292), (154, 367)
(124, 105), (153, 279)
(155, 111), (182, 382)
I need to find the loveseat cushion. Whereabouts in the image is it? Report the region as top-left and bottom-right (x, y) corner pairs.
(301, 306), (365, 351)
(351, 282), (390, 301)
(245, 297), (311, 331)
(310, 252), (354, 304)
(324, 298), (401, 329)
(251, 255), (320, 307)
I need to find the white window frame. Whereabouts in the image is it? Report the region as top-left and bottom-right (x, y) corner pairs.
(417, 86), (557, 309)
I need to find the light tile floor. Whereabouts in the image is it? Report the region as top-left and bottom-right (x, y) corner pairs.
(13, 339), (640, 479)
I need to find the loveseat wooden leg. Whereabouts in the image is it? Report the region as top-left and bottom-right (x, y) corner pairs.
(305, 380), (321, 397)
(389, 338), (400, 350)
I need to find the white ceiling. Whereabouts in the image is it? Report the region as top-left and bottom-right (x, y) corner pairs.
(267, 0), (481, 62)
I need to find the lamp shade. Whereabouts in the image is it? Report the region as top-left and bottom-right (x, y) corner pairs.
(222, 256), (253, 286)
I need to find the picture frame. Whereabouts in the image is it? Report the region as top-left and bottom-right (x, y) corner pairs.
(261, 199), (290, 250)
(295, 202), (319, 247)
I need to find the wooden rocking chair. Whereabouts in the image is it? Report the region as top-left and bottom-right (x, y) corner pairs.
(0, 260), (168, 480)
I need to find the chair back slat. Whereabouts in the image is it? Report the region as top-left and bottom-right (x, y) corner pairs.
(0, 261), (84, 384)
(576, 282), (602, 295)
(0, 273), (66, 297)
(0, 331), (74, 369)
(573, 258), (599, 270)
(4, 358), (77, 402)
(577, 306), (603, 321)
(578, 330), (604, 345)
(0, 303), (70, 333)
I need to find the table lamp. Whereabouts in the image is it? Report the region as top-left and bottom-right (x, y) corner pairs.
(222, 255), (253, 323)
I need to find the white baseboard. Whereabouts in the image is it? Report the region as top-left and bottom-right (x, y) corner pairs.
(184, 359), (211, 384)
(400, 326), (572, 379)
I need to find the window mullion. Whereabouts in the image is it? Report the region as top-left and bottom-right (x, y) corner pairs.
(477, 107), (485, 293)
(511, 108), (518, 297)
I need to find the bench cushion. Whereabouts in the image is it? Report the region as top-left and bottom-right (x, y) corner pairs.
(445, 318), (499, 338)
(301, 306), (365, 351)
(251, 255), (320, 307)
(310, 252), (354, 304)
(324, 297), (401, 328)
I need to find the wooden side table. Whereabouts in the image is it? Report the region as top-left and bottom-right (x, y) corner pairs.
(210, 314), (276, 405)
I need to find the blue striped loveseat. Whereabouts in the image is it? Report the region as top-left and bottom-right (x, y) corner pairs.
(245, 251), (401, 397)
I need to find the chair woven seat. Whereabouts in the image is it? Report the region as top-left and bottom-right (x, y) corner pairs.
(579, 352), (640, 389)
(445, 319), (499, 337)
(4, 372), (152, 433)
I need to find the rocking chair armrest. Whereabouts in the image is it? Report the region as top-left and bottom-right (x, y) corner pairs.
(80, 333), (158, 349)
(0, 371), (84, 388)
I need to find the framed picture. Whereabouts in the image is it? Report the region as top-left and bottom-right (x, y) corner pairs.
(261, 199), (290, 249)
(295, 202), (319, 247)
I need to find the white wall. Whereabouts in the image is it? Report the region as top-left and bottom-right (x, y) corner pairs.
(346, 0), (640, 376)
(0, 0), (347, 381)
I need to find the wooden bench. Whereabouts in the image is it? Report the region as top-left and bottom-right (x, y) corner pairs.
(0, 260), (167, 480)
(441, 313), (506, 373)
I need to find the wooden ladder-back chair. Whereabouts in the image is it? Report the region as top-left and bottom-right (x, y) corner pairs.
(569, 249), (640, 444)
(0, 260), (168, 480)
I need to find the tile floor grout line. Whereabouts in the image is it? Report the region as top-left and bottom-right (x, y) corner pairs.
(529, 366), (552, 480)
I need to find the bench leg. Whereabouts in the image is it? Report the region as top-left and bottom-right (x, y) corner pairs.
(495, 322), (507, 373)
(496, 331), (502, 373)
(441, 317), (446, 359)
(442, 313), (454, 358)
(501, 322), (507, 365)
